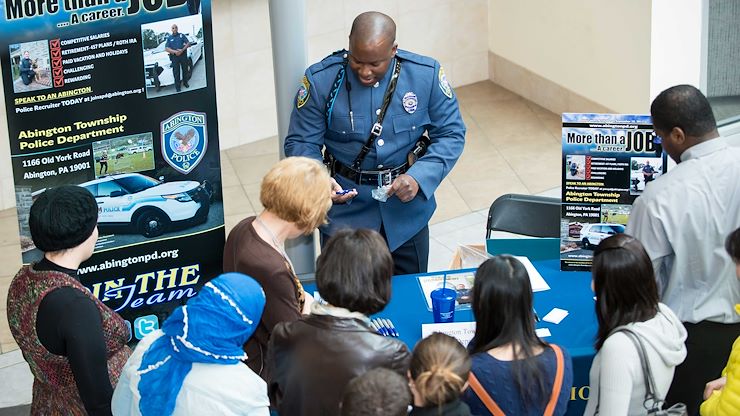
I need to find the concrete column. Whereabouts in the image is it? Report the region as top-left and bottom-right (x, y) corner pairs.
(268, 0), (315, 279)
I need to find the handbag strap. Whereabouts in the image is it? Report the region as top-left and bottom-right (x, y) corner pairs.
(468, 371), (506, 416)
(544, 344), (565, 416)
(468, 344), (565, 416)
(617, 328), (663, 413)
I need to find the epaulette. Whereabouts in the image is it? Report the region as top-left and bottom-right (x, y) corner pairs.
(308, 50), (347, 75)
(396, 49), (436, 68)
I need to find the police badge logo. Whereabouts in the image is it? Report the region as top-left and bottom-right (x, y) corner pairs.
(160, 111), (208, 174)
(296, 75), (310, 109)
(438, 67), (453, 99)
(403, 91), (418, 114)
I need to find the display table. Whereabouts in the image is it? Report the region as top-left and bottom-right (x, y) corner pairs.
(303, 258), (596, 415)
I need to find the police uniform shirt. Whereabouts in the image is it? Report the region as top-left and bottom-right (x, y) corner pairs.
(166, 33), (188, 51)
(284, 49), (466, 251)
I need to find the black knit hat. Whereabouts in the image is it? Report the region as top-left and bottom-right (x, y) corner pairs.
(29, 185), (98, 252)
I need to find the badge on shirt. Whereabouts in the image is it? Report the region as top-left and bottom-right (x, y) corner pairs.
(438, 67), (453, 99)
(403, 91), (418, 114)
(296, 75), (310, 109)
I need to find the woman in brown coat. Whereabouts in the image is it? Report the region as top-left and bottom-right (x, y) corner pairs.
(223, 156), (333, 380)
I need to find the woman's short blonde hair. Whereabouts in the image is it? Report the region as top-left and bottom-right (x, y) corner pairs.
(260, 156), (333, 233)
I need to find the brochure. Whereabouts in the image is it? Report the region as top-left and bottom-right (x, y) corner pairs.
(417, 256), (549, 311)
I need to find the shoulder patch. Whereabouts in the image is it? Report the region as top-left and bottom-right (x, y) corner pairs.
(296, 75), (310, 109)
(438, 66), (453, 99)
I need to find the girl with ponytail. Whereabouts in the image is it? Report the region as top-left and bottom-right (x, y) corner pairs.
(408, 333), (472, 415)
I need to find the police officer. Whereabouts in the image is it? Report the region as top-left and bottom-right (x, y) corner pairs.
(165, 24), (190, 92)
(642, 160), (655, 184)
(285, 11), (465, 275)
(19, 51), (36, 86)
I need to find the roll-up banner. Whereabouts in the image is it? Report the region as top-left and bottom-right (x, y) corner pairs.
(559, 113), (667, 271)
(1, 0), (224, 340)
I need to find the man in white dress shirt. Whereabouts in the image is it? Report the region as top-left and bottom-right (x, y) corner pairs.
(626, 84), (740, 415)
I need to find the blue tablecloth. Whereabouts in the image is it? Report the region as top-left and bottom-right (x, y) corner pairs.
(303, 258), (597, 415)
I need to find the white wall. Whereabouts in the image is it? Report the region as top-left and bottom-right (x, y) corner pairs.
(213, 0), (489, 150)
(649, 0), (705, 100)
(0, 0), (489, 210)
(488, 0), (652, 114)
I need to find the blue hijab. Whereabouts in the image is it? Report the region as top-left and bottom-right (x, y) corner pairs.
(136, 273), (266, 416)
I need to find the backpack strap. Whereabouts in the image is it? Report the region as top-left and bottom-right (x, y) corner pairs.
(468, 371), (506, 416)
(544, 344), (565, 416)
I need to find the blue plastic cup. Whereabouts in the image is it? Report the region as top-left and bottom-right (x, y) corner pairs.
(431, 288), (456, 323)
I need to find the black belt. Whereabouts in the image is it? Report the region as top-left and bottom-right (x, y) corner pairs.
(333, 158), (407, 186)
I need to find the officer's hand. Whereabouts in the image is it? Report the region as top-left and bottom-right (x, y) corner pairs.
(330, 177), (357, 204)
(387, 174), (419, 203)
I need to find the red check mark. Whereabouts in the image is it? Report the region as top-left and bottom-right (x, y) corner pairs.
(53, 67), (63, 77)
(52, 57), (62, 67)
(50, 39), (60, 48)
(53, 77), (64, 88)
(51, 48), (61, 58)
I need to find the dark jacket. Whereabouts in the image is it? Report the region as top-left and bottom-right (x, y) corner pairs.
(269, 313), (410, 416)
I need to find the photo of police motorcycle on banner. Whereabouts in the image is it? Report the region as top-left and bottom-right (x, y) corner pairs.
(2, 0), (224, 332)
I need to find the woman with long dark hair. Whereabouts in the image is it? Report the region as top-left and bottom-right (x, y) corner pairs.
(583, 234), (687, 415)
(462, 256), (572, 415)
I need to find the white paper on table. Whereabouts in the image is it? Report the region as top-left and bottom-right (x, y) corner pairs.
(542, 308), (569, 324)
(535, 328), (552, 338)
(513, 256), (550, 292)
(421, 322), (476, 347)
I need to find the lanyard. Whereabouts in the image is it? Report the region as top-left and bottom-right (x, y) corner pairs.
(350, 58), (402, 170)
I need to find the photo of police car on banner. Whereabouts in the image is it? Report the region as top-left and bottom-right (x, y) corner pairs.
(16, 125), (220, 265)
(284, 12), (465, 275)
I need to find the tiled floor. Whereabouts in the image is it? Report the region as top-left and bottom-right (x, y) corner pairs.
(0, 80), (564, 409)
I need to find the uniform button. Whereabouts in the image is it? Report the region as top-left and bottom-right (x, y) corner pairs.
(377, 139), (385, 146)
(373, 82), (380, 88)
(342, 131), (346, 134)
(412, 126), (416, 130)
(375, 109), (381, 115)
(377, 164), (384, 169)
(343, 53), (348, 58)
